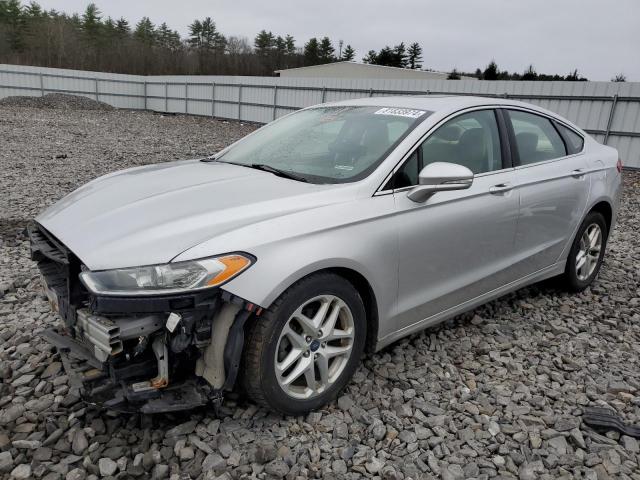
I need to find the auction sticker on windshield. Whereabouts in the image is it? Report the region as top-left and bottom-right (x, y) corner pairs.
(374, 107), (426, 118)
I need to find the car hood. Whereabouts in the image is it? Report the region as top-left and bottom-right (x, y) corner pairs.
(36, 160), (355, 270)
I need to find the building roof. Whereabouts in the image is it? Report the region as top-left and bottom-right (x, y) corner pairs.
(274, 61), (466, 79)
(275, 61), (446, 75)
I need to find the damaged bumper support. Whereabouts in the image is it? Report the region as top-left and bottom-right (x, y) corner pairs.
(30, 222), (259, 413)
(40, 296), (255, 413)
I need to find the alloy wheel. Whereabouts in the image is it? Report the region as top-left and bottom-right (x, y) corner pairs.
(576, 223), (602, 281)
(274, 295), (355, 399)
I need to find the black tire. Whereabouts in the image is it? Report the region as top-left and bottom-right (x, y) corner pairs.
(560, 211), (608, 292)
(241, 272), (366, 415)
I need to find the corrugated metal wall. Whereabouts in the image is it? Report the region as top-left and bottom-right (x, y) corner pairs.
(2, 64), (639, 167)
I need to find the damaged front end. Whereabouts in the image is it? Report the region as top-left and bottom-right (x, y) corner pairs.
(29, 223), (259, 413)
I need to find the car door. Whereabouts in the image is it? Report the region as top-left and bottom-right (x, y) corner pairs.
(388, 108), (521, 332)
(504, 109), (591, 276)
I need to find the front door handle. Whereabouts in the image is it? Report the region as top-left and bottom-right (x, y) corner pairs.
(489, 183), (514, 194)
(571, 168), (586, 178)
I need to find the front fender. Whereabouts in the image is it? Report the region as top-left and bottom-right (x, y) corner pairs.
(175, 194), (400, 341)
(222, 230), (398, 340)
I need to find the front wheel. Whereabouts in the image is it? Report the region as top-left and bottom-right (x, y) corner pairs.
(241, 273), (366, 415)
(560, 211), (608, 292)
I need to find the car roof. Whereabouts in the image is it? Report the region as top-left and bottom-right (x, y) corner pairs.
(324, 95), (543, 114)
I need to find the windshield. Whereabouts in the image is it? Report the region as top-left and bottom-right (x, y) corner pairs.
(215, 106), (431, 183)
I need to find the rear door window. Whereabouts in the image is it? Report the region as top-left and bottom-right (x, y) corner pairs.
(506, 110), (567, 165)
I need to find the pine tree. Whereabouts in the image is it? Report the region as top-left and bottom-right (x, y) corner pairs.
(521, 64), (537, 80)
(318, 37), (334, 62)
(157, 22), (181, 51)
(341, 44), (355, 61)
(275, 35), (286, 54)
(565, 69), (587, 81)
(447, 69), (461, 80)
(304, 37), (320, 65)
(188, 20), (202, 47)
(284, 34), (296, 56)
(407, 42), (422, 69)
(202, 17), (225, 51)
(376, 46), (395, 66)
(115, 17), (130, 37)
(0, 1), (9, 22)
(81, 3), (102, 41)
(253, 29), (274, 55)
(103, 16), (116, 38)
(483, 60), (499, 80)
(362, 50), (377, 64)
(69, 13), (82, 29)
(189, 18), (224, 52)
(393, 42), (408, 68)
(1, 0), (26, 50)
(24, 1), (44, 18)
(134, 17), (156, 45)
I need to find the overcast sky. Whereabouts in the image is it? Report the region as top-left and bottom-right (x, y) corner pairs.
(38, 0), (639, 81)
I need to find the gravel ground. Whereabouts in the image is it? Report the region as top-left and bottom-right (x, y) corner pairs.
(0, 94), (116, 112)
(1, 99), (640, 480)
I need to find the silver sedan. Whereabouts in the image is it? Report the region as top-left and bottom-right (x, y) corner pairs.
(31, 96), (622, 414)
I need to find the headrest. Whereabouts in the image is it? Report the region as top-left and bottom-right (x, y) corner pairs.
(437, 125), (462, 142)
(459, 128), (484, 146)
(516, 132), (538, 154)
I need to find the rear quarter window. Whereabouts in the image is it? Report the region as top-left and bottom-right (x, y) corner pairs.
(555, 123), (585, 154)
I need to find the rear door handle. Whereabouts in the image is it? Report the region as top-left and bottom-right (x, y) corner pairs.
(571, 168), (586, 178)
(489, 183), (514, 194)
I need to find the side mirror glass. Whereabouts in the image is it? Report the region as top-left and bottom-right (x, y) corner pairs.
(407, 162), (474, 203)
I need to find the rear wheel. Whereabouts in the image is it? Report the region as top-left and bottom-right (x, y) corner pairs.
(241, 273), (366, 415)
(560, 211), (608, 292)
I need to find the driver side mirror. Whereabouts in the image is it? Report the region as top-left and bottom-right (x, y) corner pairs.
(407, 162), (474, 203)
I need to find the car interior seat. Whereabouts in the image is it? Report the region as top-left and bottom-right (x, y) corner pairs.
(457, 128), (487, 174)
(515, 132), (540, 163)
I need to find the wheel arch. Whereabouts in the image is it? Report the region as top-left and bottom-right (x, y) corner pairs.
(323, 266), (379, 353)
(588, 200), (613, 234)
(255, 266), (380, 354)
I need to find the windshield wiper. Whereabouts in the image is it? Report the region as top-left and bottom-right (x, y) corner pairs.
(202, 158), (308, 183)
(248, 164), (309, 183)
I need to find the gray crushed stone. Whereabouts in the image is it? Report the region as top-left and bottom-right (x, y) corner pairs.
(0, 93), (115, 111)
(0, 102), (639, 479)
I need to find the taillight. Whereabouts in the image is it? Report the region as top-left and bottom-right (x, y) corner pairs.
(616, 158), (623, 173)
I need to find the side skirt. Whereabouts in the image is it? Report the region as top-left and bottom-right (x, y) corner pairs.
(375, 261), (565, 351)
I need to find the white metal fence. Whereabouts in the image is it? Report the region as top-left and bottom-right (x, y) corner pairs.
(2, 64), (639, 168)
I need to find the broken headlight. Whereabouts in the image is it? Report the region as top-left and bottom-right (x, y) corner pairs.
(80, 254), (253, 296)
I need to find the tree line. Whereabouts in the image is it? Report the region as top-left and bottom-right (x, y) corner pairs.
(0, 1), (628, 81)
(455, 60), (591, 82)
(0, 1), (374, 75)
